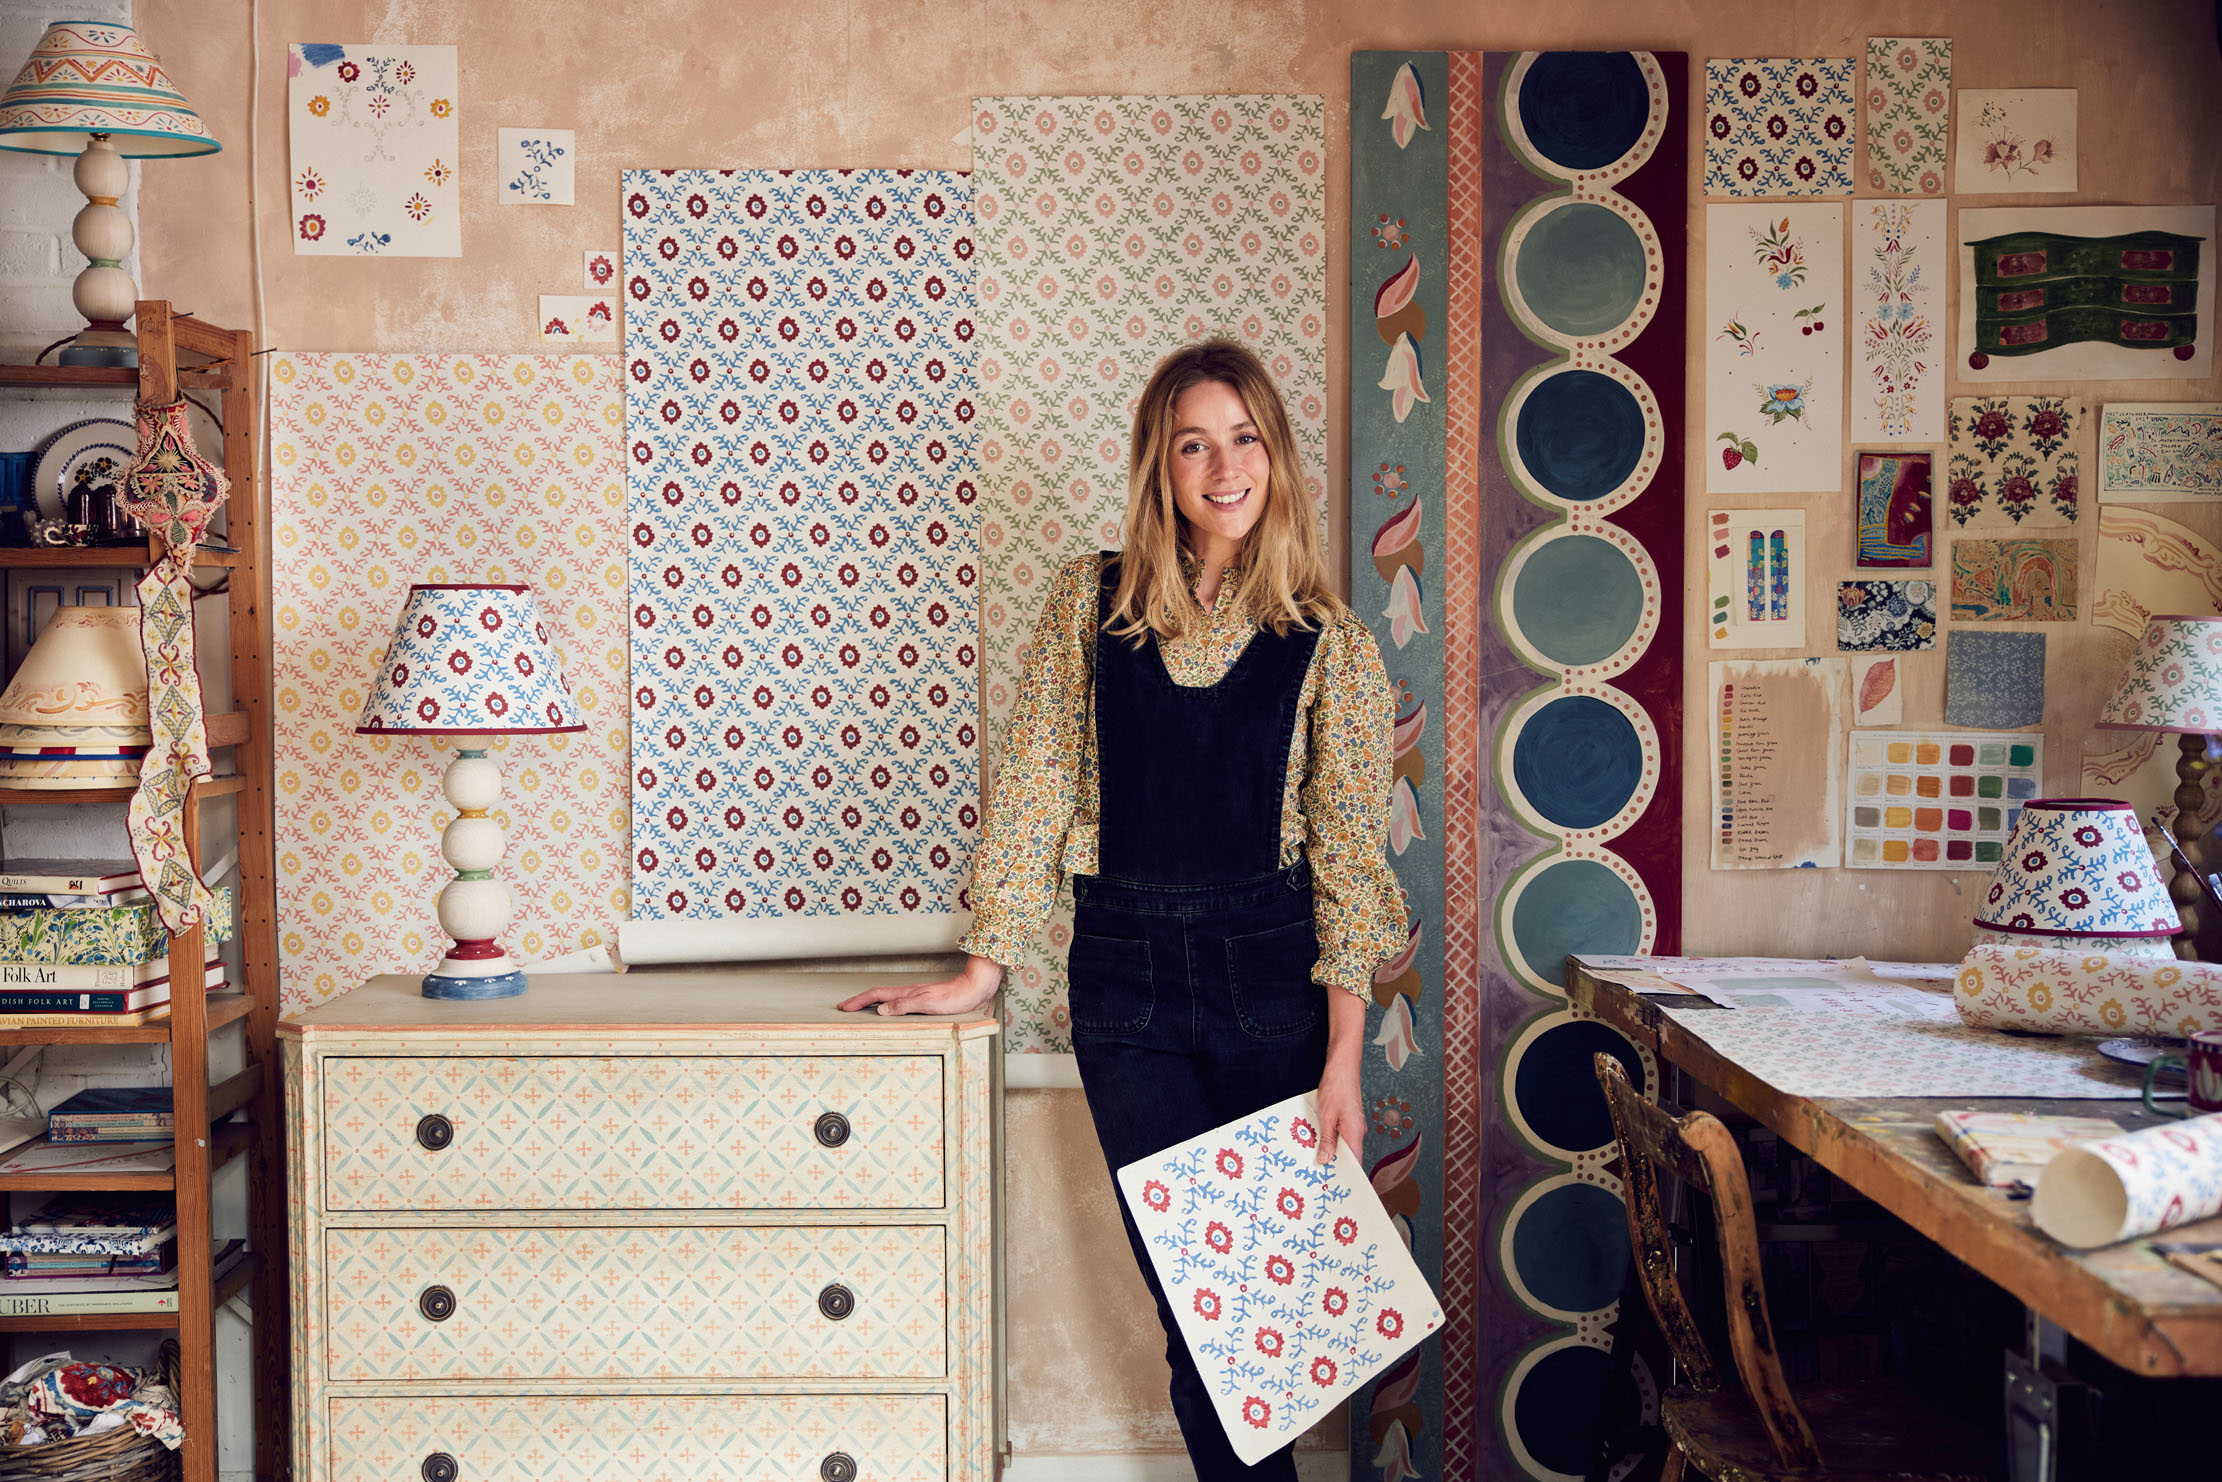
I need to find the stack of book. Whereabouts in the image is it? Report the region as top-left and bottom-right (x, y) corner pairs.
(0, 1191), (242, 1316)
(45, 1086), (172, 1144)
(0, 860), (234, 1028)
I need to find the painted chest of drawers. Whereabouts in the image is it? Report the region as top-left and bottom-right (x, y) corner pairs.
(283, 970), (999, 1482)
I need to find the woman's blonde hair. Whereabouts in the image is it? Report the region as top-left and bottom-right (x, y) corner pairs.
(1107, 338), (1341, 642)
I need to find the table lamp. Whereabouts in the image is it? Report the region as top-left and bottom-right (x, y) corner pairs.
(0, 21), (218, 367)
(357, 584), (584, 998)
(1972, 798), (2180, 959)
(2096, 615), (2222, 957)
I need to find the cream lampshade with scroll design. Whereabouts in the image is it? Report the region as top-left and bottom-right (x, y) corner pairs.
(0, 605), (151, 789)
(2097, 615), (2222, 957)
(357, 584), (585, 999)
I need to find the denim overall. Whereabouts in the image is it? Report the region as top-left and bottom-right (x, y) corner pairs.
(1070, 560), (1329, 1481)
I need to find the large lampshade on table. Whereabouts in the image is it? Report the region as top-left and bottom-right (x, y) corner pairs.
(0, 21), (218, 366)
(1972, 798), (2181, 959)
(357, 584), (585, 999)
(2096, 614), (2222, 956)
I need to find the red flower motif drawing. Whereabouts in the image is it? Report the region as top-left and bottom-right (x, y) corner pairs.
(2119, 872), (2143, 892)
(1215, 1148), (1243, 1180)
(1376, 1307), (1405, 1340)
(1276, 1188), (1304, 1220)
(1241, 1396), (1270, 1430)
(1264, 1253), (1295, 1286)
(1140, 1179), (1170, 1213)
(1332, 1216), (1359, 1246)
(2073, 826), (2103, 848)
(1322, 1287), (1349, 1316)
(2021, 851), (2048, 873)
(1192, 1287), (1221, 1321)
(1310, 1355), (1338, 1387)
(1255, 1326), (1284, 1357)
(1290, 1117), (1317, 1148)
(1204, 1221), (1233, 1254)
(2058, 888), (2089, 911)
(337, 60), (360, 82)
(298, 214), (326, 241)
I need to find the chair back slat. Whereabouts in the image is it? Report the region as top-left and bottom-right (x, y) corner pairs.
(1592, 1053), (1824, 1473)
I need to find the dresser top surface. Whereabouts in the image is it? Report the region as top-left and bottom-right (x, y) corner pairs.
(279, 970), (1000, 1038)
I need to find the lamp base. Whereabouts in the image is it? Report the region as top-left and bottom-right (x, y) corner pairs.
(421, 967), (528, 1000)
(56, 340), (136, 368)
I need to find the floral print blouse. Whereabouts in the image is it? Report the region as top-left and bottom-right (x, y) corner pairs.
(959, 551), (1409, 998)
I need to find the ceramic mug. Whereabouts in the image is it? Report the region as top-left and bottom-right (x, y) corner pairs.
(2142, 1029), (2222, 1117)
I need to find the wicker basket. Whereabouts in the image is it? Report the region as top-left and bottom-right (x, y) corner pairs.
(0, 1341), (181, 1482)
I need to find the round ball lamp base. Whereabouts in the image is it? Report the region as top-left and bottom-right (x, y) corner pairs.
(421, 967), (528, 1001)
(57, 339), (137, 368)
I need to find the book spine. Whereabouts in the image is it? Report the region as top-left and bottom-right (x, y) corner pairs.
(0, 963), (132, 990)
(0, 1004), (170, 1029)
(0, 1287), (179, 1316)
(48, 1127), (172, 1143)
(0, 875), (137, 896)
(0, 990), (159, 1012)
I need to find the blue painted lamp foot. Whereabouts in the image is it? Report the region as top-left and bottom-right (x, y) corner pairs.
(421, 968), (528, 1000)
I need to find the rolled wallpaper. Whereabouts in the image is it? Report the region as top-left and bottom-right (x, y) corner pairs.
(1955, 944), (2222, 1038)
(2031, 1112), (2222, 1248)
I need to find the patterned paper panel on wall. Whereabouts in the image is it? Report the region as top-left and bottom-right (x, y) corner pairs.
(1351, 50), (1681, 1482)
(268, 354), (628, 1011)
(971, 95), (1327, 1054)
(623, 170), (980, 929)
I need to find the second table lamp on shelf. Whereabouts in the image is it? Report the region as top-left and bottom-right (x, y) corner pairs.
(2096, 614), (2222, 956)
(357, 584), (584, 998)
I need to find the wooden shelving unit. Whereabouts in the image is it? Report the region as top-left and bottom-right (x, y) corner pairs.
(0, 304), (284, 1482)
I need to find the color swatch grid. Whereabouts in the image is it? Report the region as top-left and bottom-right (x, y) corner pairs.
(1845, 730), (2043, 869)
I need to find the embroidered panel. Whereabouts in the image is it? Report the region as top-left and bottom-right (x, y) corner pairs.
(321, 1054), (945, 1211)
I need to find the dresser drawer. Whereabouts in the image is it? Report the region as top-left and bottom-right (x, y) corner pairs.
(325, 1225), (946, 1381)
(328, 1393), (947, 1481)
(321, 1055), (944, 1211)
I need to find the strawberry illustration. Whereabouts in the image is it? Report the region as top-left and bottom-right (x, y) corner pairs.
(1717, 431), (1758, 470)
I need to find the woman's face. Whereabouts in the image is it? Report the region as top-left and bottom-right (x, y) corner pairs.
(1166, 379), (1272, 568)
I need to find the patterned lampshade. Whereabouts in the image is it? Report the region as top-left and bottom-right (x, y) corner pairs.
(356, 584), (585, 736)
(2097, 615), (2222, 734)
(0, 21), (218, 157)
(1972, 798), (2179, 938)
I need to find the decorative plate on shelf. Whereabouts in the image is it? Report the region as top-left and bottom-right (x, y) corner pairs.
(29, 418), (136, 520)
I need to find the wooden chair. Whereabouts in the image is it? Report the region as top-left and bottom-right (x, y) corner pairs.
(1592, 1053), (1995, 1482)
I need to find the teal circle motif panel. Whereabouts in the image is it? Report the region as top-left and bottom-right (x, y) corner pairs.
(1511, 203), (1647, 339)
(1509, 695), (1642, 829)
(1509, 535), (1645, 667)
(1507, 857), (1644, 987)
(1507, 1181), (1633, 1314)
(1513, 369), (1647, 503)
(1514, 51), (1652, 171)
(1512, 1017), (1644, 1152)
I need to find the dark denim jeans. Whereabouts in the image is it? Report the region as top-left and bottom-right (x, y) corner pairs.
(1069, 864), (1330, 1482)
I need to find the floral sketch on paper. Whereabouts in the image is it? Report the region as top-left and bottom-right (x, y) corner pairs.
(498, 128), (575, 205)
(1864, 38), (1951, 195)
(1956, 90), (2078, 195)
(1853, 199), (1943, 441)
(1708, 203), (1844, 492)
(1750, 216), (1808, 287)
(1947, 396), (2082, 527)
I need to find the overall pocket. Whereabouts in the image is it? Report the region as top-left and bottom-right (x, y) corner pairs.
(1224, 918), (1323, 1038)
(1066, 933), (1155, 1036)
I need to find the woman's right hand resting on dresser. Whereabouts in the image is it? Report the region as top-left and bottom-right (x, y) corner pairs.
(837, 953), (1004, 1016)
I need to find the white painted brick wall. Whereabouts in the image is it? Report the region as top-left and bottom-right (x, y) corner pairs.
(0, 9), (252, 1478)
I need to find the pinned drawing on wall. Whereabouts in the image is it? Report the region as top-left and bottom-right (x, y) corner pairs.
(1945, 630), (2047, 730)
(2092, 506), (2222, 638)
(1863, 37), (1950, 195)
(2082, 731), (2222, 842)
(1855, 451), (1932, 567)
(1959, 205), (2215, 381)
(1707, 204), (1844, 492)
(1956, 90), (2077, 194)
(1845, 730), (2043, 870)
(1702, 58), (1855, 198)
(1837, 579), (1936, 652)
(1851, 199), (1943, 442)
(1853, 655), (1903, 725)
(538, 295), (614, 343)
(2096, 403), (2222, 501)
(1947, 396), (2082, 527)
(975, 94), (1327, 1056)
(1708, 509), (1805, 648)
(286, 43), (460, 257)
(584, 249), (618, 290)
(1710, 658), (1845, 870)
(1950, 538), (2078, 621)
(498, 128), (573, 204)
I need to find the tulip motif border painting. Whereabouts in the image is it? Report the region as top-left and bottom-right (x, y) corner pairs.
(1350, 51), (1681, 1482)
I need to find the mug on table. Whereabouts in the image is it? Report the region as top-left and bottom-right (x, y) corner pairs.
(2141, 1029), (2222, 1117)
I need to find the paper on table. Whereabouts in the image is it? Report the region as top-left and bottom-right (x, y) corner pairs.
(2032, 1113), (2222, 1248)
(1114, 1091), (1443, 1464)
(1655, 993), (2145, 1098)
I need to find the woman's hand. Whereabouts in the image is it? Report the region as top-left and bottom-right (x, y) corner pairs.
(836, 953), (1005, 1017)
(1313, 989), (1369, 1164)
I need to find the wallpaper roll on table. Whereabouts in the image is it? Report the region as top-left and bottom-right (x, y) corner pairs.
(2031, 1112), (2222, 1248)
(616, 912), (970, 966)
(1955, 944), (2222, 1038)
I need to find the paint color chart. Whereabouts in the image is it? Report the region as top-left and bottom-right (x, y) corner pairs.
(1845, 730), (2044, 870)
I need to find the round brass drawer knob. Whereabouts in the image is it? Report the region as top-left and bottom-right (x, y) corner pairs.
(820, 1452), (857, 1482)
(415, 1114), (454, 1151)
(421, 1452), (459, 1482)
(817, 1282), (856, 1321)
(418, 1284), (457, 1322)
(813, 1111), (851, 1148)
